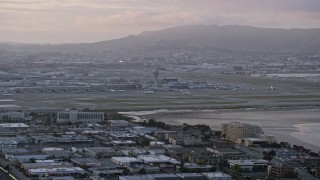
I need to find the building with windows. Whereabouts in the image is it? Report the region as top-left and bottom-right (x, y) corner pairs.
(268, 163), (295, 178)
(221, 122), (264, 142)
(57, 111), (104, 123)
(0, 111), (25, 121)
(202, 172), (232, 180)
(228, 159), (268, 172)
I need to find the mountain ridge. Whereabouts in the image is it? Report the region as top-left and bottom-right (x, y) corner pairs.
(1, 24), (320, 54)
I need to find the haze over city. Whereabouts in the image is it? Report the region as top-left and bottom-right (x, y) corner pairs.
(1, 0), (320, 43)
(0, 1), (320, 180)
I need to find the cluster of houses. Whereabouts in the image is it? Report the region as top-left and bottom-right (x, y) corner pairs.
(0, 110), (318, 180)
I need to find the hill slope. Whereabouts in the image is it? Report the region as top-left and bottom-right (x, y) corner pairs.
(1, 25), (320, 54)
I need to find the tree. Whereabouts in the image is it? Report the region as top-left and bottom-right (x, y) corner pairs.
(180, 166), (189, 173)
(123, 168), (130, 175)
(267, 174), (276, 180)
(83, 108), (90, 112)
(263, 150), (276, 161)
(29, 158), (36, 163)
(139, 168), (146, 174)
(232, 164), (242, 173)
(4, 164), (10, 173)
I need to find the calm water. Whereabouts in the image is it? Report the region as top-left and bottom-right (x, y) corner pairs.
(291, 123), (320, 149)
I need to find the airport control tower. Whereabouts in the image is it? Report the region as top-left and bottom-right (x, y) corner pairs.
(153, 70), (159, 85)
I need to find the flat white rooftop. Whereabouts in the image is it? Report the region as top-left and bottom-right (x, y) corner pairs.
(28, 167), (84, 175)
(228, 159), (268, 166)
(203, 172), (232, 177)
(112, 140), (135, 144)
(137, 155), (180, 164)
(0, 123), (29, 128)
(111, 157), (141, 163)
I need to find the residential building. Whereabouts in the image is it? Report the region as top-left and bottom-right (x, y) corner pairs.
(228, 159), (268, 172)
(268, 163), (295, 178)
(27, 167), (85, 176)
(202, 172), (232, 180)
(169, 137), (202, 146)
(221, 122), (264, 142)
(71, 158), (102, 167)
(84, 147), (122, 158)
(207, 147), (245, 158)
(109, 120), (129, 127)
(111, 157), (141, 166)
(176, 173), (207, 180)
(137, 155), (180, 165)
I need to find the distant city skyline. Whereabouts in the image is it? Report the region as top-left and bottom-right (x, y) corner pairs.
(1, 0), (320, 43)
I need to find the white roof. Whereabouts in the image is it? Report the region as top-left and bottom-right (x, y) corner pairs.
(111, 157), (141, 163)
(228, 159), (268, 166)
(137, 155), (180, 164)
(203, 172), (231, 177)
(28, 167), (84, 175)
(0, 123), (29, 128)
(42, 147), (64, 151)
(112, 140), (135, 144)
(35, 160), (55, 163)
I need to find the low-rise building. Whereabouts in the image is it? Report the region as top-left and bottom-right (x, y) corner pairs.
(22, 162), (73, 171)
(5, 151), (49, 162)
(57, 111), (104, 124)
(275, 148), (306, 160)
(0, 138), (18, 149)
(145, 145), (166, 155)
(256, 134), (277, 143)
(137, 155), (180, 165)
(109, 133), (139, 141)
(45, 150), (71, 158)
(122, 147), (145, 156)
(109, 120), (129, 127)
(207, 147), (244, 158)
(84, 147), (122, 158)
(112, 140), (136, 146)
(154, 130), (191, 140)
(28, 167), (85, 176)
(119, 174), (180, 180)
(130, 126), (156, 135)
(268, 163), (295, 178)
(236, 135), (277, 146)
(111, 157), (141, 166)
(300, 157), (320, 167)
(169, 137), (202, 146)
(176, 173), (207, 180)
(236, 138), (268, 147)
(127, 164), (161, 174)
(202, 172), (232, 180)
(0, 123), (29, 129)
(32, 135), (94, 144)
(0, 111), (25, 121)
(71, 158), (102, 167)
(228, 159), (268, 172)
(181, 163), (213, 173)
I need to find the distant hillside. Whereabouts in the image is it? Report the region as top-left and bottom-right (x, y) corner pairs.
(94, 25), (320, 53)
(1, 25), (320, 54)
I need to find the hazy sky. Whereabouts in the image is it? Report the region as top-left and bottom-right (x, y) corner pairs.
(1, 0), (320, 43)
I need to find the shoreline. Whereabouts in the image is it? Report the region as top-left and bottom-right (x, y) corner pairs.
(290, 123), (320, 150)
(120, 107), (320, 152)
